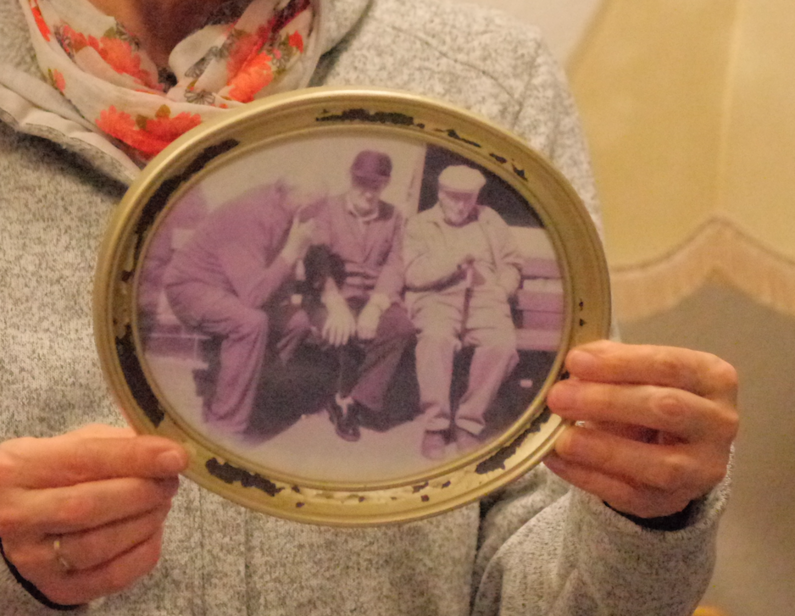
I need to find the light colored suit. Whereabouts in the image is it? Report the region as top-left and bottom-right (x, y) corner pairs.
(404, 204), (523, 435)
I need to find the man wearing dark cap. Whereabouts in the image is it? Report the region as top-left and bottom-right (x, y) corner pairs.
(305, 150), (416, 441)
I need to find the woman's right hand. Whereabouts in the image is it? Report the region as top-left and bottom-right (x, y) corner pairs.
(0, 424), (189, 606)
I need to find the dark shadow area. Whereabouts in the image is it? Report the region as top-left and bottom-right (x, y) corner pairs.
(243, 344), (422, 441)
(453, 348), (556, 441)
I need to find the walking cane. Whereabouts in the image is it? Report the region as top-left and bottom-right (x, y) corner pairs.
(461, 262), (474, 330)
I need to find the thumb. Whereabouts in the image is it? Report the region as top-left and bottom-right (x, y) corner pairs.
(5, 434), (189, 489)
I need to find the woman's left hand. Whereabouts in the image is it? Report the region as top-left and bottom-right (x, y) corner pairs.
(545, 340), (739, 519)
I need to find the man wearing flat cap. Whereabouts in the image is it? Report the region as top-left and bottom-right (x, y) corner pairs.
(404, 165), (524, 459)
(305, 150), (415, 441)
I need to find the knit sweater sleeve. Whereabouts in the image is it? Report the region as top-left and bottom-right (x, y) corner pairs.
(508, 32), (604, 242)
(1, 549), (84, 613)
(471, 467), (729, 616)
(469, 35), (726, 616)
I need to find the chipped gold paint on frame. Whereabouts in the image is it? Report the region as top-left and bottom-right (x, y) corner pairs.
(94, 87), (610, 526)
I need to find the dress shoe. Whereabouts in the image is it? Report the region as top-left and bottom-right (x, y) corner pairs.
(357, 405), (390, 432)
(327, 393), (346, 428)
(420, 430), (447, 460)
(329, 394), (361, 442)
(454, 427), (481, 454)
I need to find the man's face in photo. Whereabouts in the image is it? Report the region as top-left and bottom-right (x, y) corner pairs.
(282, 181), (328, 221)
(348, 177), (387, 218)
(438, 187), (478, 226)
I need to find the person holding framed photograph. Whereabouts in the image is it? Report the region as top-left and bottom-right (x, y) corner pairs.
(0, 0), (738, 614)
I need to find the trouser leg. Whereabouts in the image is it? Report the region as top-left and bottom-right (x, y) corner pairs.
(305, 304), (352, 395)
(455, 335), (518, 436)
(269, 303), (312, 364)
(205, 306), (270, 433)
(415, 333), (458, 432)
(166, 283), (275, 433)
(337, 344), (359, 398)
(350, 304), (416, 413)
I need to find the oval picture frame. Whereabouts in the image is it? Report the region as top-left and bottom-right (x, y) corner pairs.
(94, 87), (611, 526)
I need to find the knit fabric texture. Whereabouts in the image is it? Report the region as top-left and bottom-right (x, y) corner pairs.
(0, 0), (728, 614)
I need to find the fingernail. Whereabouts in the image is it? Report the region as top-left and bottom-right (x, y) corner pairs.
(156, 450), (187, 474)
(157, 476), (181, 496)
(554, 429), (580, 460)
(543, 453), (565, 473)
(567, 349), (598, 374)
(548, 381), (575, 409)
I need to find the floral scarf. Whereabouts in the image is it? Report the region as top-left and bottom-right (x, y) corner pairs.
(21, 0), (320, 162)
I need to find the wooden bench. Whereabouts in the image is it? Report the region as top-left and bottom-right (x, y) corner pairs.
(510, 228), (564, 353)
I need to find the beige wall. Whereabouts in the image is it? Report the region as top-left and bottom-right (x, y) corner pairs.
(452, 2), (795, 614)
(567, 0), (795, 321)
(569, 1), (735, 266)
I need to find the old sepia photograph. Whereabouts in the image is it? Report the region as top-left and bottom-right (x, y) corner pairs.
(135, 135), (564, 484)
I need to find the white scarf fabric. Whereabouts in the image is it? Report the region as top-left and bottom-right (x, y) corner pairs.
(20, 0), (321, 161)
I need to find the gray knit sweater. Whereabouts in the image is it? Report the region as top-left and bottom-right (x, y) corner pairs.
(0, 0), (728, 614)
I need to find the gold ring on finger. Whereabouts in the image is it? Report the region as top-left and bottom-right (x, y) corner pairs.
(52, 536), (73, 573)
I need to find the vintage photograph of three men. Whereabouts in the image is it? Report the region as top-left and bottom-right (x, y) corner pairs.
(136, 135), (564, 483)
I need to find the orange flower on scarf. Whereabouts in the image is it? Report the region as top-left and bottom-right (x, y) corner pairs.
(97, 105), (202, 157)
(87, 35), (162, 91)
(29, 0), (51, 41)
(146, 105), (204, 142)
(288, 31), (304, 53)
(48, 69), (66, 92)
(57, 24), (89, 54)
(226, 24), (272, 77)
(58, 25), (160, 91)
(226, 53), (274, 103)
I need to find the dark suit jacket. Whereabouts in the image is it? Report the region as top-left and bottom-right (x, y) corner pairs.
(306, 194), (405, 304)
